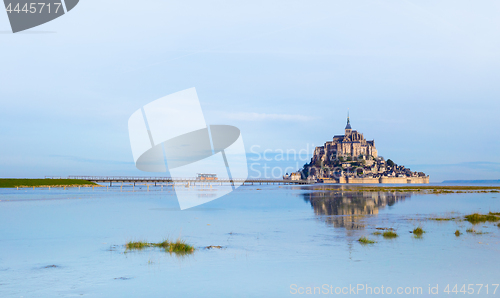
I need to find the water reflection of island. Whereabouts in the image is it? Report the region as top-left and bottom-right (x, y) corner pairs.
(302, 190), (413, 230)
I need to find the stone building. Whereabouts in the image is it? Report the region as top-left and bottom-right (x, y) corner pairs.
(314, 115), (377, 161)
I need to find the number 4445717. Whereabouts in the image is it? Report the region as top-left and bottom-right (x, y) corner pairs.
(444, 284), (499, 295)
(5, 3), (62, 14)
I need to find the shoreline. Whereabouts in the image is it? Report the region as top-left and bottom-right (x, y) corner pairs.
(312, 185), (500, 194)
(0, 179), (99, 188)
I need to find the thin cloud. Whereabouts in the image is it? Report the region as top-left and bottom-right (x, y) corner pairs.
(49, 155), (133, 165)
(225, 112), (315, 122)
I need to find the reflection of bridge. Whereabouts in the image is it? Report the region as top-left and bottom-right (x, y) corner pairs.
(45, 176), (311, 186)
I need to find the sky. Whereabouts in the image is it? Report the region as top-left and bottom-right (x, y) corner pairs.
(1, 0), (500, 182)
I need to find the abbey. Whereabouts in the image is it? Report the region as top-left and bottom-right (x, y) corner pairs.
(315, 115), (377, 161)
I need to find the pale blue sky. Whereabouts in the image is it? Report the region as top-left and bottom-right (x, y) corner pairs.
(1, 0), (499, 181)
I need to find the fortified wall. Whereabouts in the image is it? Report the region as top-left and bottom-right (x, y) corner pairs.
(322, 176), (430, 184)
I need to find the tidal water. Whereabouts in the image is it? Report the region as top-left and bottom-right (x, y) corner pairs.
(1, 185), (499, 297)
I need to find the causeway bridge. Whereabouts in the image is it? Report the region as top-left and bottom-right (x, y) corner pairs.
(46, 176), (312, 186)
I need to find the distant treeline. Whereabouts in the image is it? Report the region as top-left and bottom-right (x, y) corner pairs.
(0, 179), (97, 188)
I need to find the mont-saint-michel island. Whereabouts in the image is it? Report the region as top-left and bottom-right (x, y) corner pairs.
(288, 115), (429, 184)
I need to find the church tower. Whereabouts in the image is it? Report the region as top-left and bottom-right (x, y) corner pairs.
(345, 112), (352, 135)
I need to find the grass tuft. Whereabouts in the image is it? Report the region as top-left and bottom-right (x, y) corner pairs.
(126, 239), (195, 254)
(429, 217), (456, 221)
(167, 239), (195, 253)
(412, 227), (425, 236)
(382, 231), (398, 238)
(466, 228), (486, 235)
(126, 241), (149, 250)
(464, 213), (500, 224)
(153, 240), (170, 249)
(358, 237), (376, 244)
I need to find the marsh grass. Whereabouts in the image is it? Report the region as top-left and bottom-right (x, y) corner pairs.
(126, 239), (194, 254)
(167, 239), (194, 254)
(466, 228), (486, 235)
(412, 227), (424, 236)
(126, 241), (149, 250)
(0, 178), (98, 188)
(382, 231), (398, 239)
(154, 240), (171, 249)
(464, 213), (500, 224)
(429, 217), (456, 221)
(466, 228), (475, 233)
(358, 237), (376, 244)
(465, 227), (485, 234)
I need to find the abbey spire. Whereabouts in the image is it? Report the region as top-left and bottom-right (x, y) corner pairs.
(345, 111), (352, 135)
